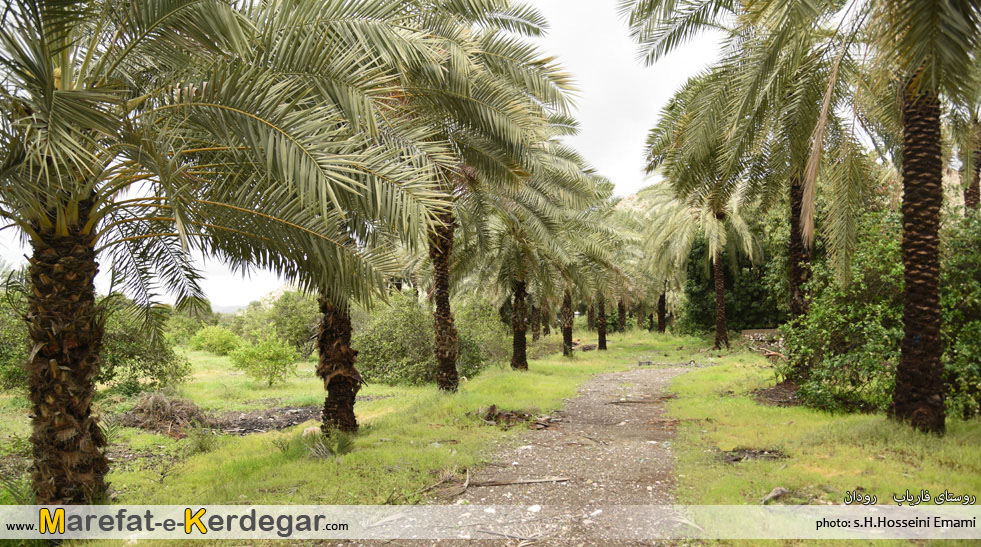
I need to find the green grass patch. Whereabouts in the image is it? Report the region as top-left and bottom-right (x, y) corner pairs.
(667, 346), (981, 546)
(108, 330), (674, 505)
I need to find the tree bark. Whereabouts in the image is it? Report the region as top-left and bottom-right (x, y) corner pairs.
(27, 208), (109, 504)
(657, 292), (667, 333)
(428, 211), (459, 392)
(635, 305), (644, 331)
(713, 248), (730, 350)
(587, 305), (595, 331)
(531, 305), (541, 342)
(617, 299), (626, 332)
(597, 296), (607, 350)
(511, 280), (528, 370)
(789, 176), (811, 320)
(561, 289), (574, 357)
(965, 149), (980, 210)
(648, 313), (654, 332)
(542, 304), (551, 336)
(889, 83), (945, 434)
(317, 298), (362, 435)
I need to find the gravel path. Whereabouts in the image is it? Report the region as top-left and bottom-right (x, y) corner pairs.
(334, 364), (690, 546)
(441, 364), (689, 545)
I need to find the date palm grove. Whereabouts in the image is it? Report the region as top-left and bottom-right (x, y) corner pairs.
(1, 0), (978, 506)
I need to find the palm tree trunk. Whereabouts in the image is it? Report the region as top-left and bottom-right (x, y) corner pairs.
(597, 296), (607, 350)
(617, 299), (626, 332)
(965, 149), (980, 210)
(531, 305), (541, 342)
(511, 280), (528, 370)
(657, 292), (667, 333)
(889, 83), (945, 434)
(542, 303), (551, 336)
(27, 215), (109, 504)
(587, 305), (595, 331)
(635, 305), (644, 331)
(428, 211), (459, 392)
(789, 176), (811, 320)
(713, 248), (730, 350)
(317, 298), (362, 434)
(648, 313), (654, 332)
(561, 289), (574, 357)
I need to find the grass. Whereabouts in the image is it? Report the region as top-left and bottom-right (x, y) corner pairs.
(666, 342), (981, 546)
(3, 327), (978, 545)
(104, 329), (682, 505)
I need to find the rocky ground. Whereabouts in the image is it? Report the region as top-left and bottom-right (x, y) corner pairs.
(341, 363), (694, 546)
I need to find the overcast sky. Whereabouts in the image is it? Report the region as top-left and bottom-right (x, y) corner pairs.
(0, 1), (721, 310)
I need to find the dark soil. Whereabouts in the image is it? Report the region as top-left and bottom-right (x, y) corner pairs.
(721, 448), (787, 463)
(215, 406), (320, 435)
(476, 405), (561, 430)
(753, 380), (801, 407)
(0, 454), (28, 480)
(120, 393), (394, 436)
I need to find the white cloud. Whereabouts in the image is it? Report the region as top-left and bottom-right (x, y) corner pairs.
(529, 0), (721, 196)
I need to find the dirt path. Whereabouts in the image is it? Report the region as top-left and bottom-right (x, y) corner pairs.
(440, 364), (690, 545)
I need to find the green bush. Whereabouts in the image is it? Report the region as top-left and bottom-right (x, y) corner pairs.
(230, 337), (299, 386)
(163, 313), (206, 346)
(940, 212), (981, 418)
(353, 291), (490, 386)
(678, 237), (786, 334)
(782, 211), (903, 412)
(0, 296), (29, 390)
(453, 295), (510, 363)
(269, 291), (319, 357)
(189, 326), (242, 356)
(783, 210), (981, 417)
(225, 291), (318, 357)
(99, 304), (192, 394)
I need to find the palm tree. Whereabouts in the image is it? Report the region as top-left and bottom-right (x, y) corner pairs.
(876, 0), (981, 433)
(205, 0), (475, 435)
(627, 0), (981, 432)
(399, 1), (575, 391)
(620, 0), (873, 320)
(0, 0), (455, 502)
(641, 184), (759, 350)
(456, 142), (606, 369)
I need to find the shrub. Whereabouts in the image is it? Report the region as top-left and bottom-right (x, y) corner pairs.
(229, 337), (299, 386)
(269, 291), (319, 357)
(163, 313), (206, 346)
(189, 326), (242, 356)
(453, 295), (510, 363)
(353, 291), (489, 386)
(99, 305), (192, 394)
(224, 291), (318, 357)
(0, 297), (28, 390)
(353, 291), (440, 385)
(183, 423), (222, 455)
(678, 237), (786, 333)
(940, 211), (981, 418)
(783, 210), (981, 416)
(781, 211), (903, 412)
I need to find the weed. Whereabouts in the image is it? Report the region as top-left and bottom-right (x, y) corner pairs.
(0, 474), (33, 504)
(183, 422), (222, 455)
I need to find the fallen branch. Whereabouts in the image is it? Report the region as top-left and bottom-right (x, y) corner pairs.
(470, 477), (569, 487)
(606, 395), (676, 405)
(442, 468), (471, 498)
(475, 529), (539, 541)
(761, 349), (787, 359)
